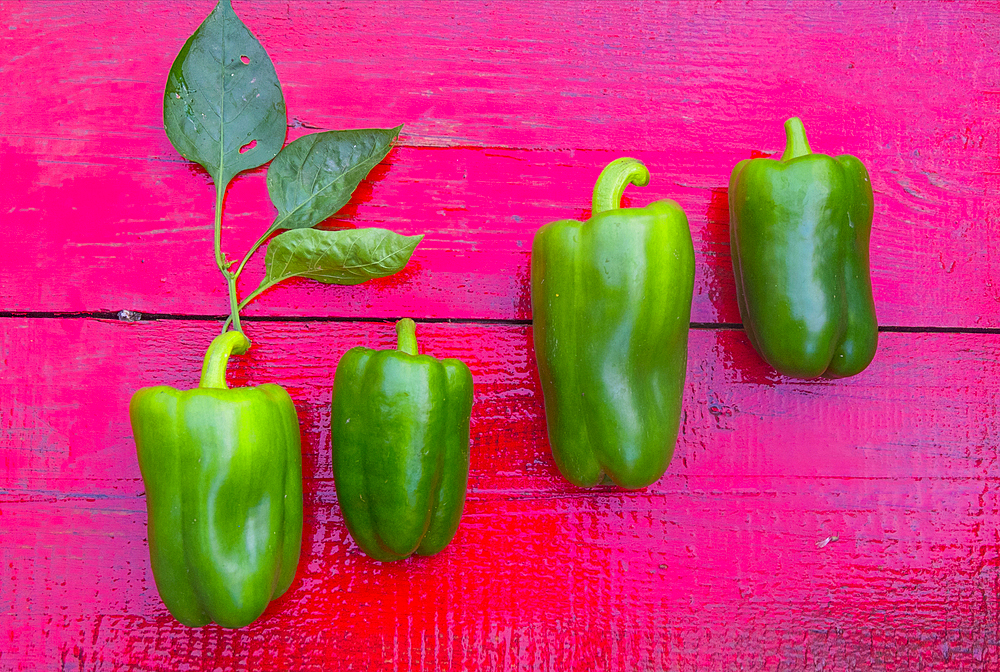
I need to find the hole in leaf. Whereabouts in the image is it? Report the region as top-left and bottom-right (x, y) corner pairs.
(239, 139), (257, 154)
(241, 55), (250, 65)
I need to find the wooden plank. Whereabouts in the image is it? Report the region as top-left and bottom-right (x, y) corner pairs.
(3, 319), (999, 495)
(4, 140), (998, 328)
(5, 1), (998, 151)
(2, 2), (999, 327)
(5, 475), (999, 670)
(2, 318), (999, 669)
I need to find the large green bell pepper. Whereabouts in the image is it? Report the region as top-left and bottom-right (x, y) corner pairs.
(331, 319), (474, 562)
(729, 117), (877, 379)
(531, 158), (695, 489)
(129, 331), (303, 628)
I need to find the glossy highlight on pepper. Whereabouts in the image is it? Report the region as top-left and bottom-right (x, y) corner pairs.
(331, 319), (474, 562)
(729, 117), (878, 378)
(531, 158), (695, 489)
(130, 331), (303, 628)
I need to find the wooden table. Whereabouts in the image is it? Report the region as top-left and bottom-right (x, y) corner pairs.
(3, 1), (998, 669)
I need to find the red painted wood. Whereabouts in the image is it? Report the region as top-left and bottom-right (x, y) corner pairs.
(3, 1), (1000, 670)
(2, 320), (1000, 669)
(2, 1), (999, 326)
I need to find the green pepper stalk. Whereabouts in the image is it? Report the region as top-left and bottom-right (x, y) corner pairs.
(531, 158), (696, 489)
(331, 319), (474, 561)
(212, 190), (271, 338)
(213, 184), (243, 335)
(130, 330), (303, 628)
(729, 117), (878, 378)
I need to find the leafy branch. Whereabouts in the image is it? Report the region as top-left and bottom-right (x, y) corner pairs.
(163, 0), (418, 340)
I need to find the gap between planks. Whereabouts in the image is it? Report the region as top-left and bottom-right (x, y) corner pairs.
(0, 311), (998, 335)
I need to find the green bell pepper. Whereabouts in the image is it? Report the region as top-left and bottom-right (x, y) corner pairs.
(729, 117), (878, 379)
(531, 158), (695, 489)
(331, 319), (474, 562)
(130, 331), (303, 628)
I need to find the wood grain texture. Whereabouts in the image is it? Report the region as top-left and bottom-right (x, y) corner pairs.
(1, 1), (999, 326)
(3, 319), (1000, 670)
(2, 1), (1000, 670)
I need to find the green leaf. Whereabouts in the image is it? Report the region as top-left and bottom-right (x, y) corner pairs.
(163, 0), (286, 187)
(266, 126), (402, 233)
(260, 228), (423, 288)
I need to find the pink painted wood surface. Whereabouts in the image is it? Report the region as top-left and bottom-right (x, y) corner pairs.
(2, 1), (999, 326)
(2, 1), (1000, 670)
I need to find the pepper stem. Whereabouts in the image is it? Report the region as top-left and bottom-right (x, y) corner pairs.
(591, 157), (651, 216)
(780, 117), (813, 161)
(199, 330), (251, 389)
(395, 318), (418, 356)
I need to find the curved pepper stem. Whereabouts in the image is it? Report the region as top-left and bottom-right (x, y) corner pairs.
(199, 330), (251, 389)
(780, 117), (813, 161)
(396, 318), (419, 356)
(591, 157), (651, 216)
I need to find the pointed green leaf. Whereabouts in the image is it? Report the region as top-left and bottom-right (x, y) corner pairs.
(266, 126), (402, 232)
(260, 228), (423, 288)
(163, 0), (286, 187)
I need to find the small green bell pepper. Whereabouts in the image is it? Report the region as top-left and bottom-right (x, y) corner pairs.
(130, 331), (303, 628)
(531, 158), (695, 489)
(331, 319), (474, 562)
(729, 117), (878, 379)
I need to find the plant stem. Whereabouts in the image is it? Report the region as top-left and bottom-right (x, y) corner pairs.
(214, 183), (228, 274)
(781, 117), (813, 162)
(234, 227), (275, 280)
(227, 275), (244, 334)
(591, 157), (650, 216)
(219, 226), (279, 334)
(199, 330), (251, 390)
(214, 181), (244, 335)
(395, 318), (419, 355)
(221, 283), (274, 332)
